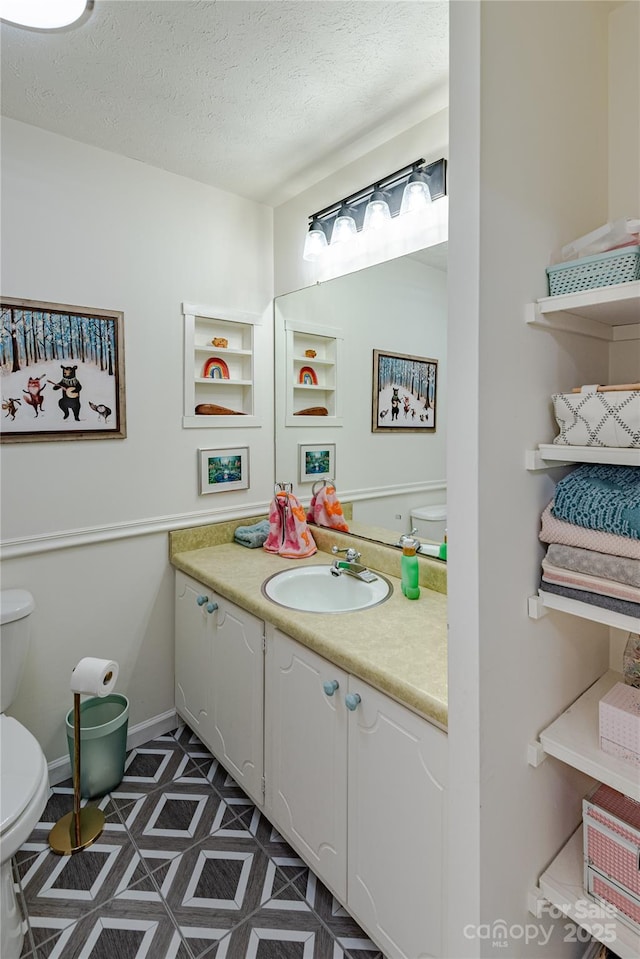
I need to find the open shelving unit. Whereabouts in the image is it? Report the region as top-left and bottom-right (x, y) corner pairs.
(537, 827), (640, 959)
(527, 278), (640, 954)
(284, 319), (343, 427)
(526, 445), (640, 470)
(527, 280), (640, 630)
(529, 591), (639, 633)
(530, 671), (640, 955)
(525, 280), (640, 340)
(182, 302), (262, 428)
(532, 670), (638, 800)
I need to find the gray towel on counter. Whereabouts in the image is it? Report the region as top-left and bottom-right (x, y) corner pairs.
(546, 543), (640, 588)
(234, 519), (270, 549)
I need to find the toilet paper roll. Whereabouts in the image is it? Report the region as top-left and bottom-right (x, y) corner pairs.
(70, 657), (119, 697)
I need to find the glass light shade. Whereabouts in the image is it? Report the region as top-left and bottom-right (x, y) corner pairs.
(303, 222), (328, 261)
(0, 0), (88, 28)
(363, 191), (391, 231)
(330, 207), (357, 245)
(400, 174), (432, 216)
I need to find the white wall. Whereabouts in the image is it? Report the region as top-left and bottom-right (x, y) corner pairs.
(1, 119), (273, 763)
(608, 0), (640, 384)
(274, 255), (447, 524)
(608, 1), (640, 221)
(448, 3), (614, 957)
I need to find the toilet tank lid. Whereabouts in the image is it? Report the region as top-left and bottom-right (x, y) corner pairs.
(411, 505), (447, 522)
(1, 589), (35, 625)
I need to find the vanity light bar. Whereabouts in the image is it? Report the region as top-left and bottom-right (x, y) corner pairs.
(307, 157), (447, 238)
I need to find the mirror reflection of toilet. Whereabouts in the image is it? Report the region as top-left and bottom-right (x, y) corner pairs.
(410, 504), (447, 544)
(0, 590), (49, 959)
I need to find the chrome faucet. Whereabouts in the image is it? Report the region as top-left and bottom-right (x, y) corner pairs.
(330, 546), (378, 583)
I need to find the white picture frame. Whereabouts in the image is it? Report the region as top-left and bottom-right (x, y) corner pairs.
(298, 443), (336, 484)
(199, 446), (249, 494)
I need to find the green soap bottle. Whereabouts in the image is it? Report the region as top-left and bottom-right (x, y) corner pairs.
(401, 539), (420, 600)
(438, 532), (447, 561)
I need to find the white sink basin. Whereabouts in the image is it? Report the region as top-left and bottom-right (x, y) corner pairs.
(261, 565), (392, 613)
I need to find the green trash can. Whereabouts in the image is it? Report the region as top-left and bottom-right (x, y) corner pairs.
(66, 694), (129, 799)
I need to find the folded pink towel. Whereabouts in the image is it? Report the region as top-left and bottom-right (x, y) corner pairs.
(540, 501), (640, 560)
(264, 490), (317, 559)
(541, 558), (640, 604)
(306, 483), (349, 532)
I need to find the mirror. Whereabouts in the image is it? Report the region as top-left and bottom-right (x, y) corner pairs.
(274, 243), (447, 552)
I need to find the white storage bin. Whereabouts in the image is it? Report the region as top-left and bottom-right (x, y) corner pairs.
(583, 784), (640, 899)
(552, 388), (640, 449)
(599, 683), (640, 766)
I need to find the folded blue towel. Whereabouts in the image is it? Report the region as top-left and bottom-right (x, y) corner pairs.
(234, 520), (270, 549)
(552, 464), (640, 540)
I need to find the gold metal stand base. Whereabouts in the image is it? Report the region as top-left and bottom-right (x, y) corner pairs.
(48, 806), (105, 855)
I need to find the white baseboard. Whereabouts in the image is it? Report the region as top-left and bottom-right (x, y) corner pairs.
(47, 708), (178, 786)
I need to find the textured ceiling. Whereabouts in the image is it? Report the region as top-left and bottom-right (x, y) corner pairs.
(0, 0), (449, 205)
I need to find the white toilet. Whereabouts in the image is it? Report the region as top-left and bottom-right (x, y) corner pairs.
(1, 589), (50, 959)
(410, 504), (447, 543)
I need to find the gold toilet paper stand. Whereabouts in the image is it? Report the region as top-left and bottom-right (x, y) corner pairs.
(48, 691), (106, 855)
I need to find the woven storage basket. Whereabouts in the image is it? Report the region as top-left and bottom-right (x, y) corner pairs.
(583, 784), (640, 897)
(546, 245), (640, 296)
(586, 868), (640, 934)
(552, 389), (640, 448)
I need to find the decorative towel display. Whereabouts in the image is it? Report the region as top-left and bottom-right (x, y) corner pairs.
(307, 483), (349, 532)
(540, 488), (640, 629)
(541, 558), (640, 604)
(539, 580), (640, 622)
(545, 543), (640, 588)
(264, 488), (317, 559)
(552, 464), (640, 540)
(234, 520), (270, 549)
(551, 385), (640, 449)
(540, 502), (640, 560)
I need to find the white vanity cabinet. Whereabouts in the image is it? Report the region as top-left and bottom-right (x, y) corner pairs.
(265, 628), (349, 899)
(265, 626), (448, 959)
(347, 675), (448, 959)
(174, 571), (265, 804)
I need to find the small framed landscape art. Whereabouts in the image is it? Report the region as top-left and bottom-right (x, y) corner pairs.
(298, 443), (335, 483)
(199, 446), (249, 494)
(0, 297), (126, 442)
(372, 349), (437, 433)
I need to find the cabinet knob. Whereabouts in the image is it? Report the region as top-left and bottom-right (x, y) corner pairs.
(345, 693), (361, 711)
(206, 602), (219, 614)
(196, 594), (208, 606)
(323, 680), (339, 696)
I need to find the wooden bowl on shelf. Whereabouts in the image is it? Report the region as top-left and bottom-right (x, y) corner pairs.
(293, 406), (328, 416)
(195, 403), (246, 415)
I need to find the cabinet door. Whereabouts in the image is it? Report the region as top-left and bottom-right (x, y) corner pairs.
(347, 679), (448, 959)
(209, 597), (265, 805)
(174, 572), (215, 743)
(265, 628), (348, 900)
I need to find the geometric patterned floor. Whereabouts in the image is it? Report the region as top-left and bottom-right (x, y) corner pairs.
(14, 724), (385, 958)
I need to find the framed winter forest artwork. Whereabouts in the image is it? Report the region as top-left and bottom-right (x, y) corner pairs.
(372, 349), (437, 433)
(0, 298), (126, 443)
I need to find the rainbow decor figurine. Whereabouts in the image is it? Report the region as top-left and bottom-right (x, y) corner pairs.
(203, 357), (230, 379)
(298, 366), (318, 385)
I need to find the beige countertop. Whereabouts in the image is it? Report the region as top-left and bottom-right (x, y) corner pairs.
(169, 520), (448, 730)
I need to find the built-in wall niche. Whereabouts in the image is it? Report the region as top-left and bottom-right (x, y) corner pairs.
(284, 319), (343, 426)
(182, 302), (262, 428)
